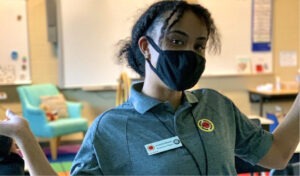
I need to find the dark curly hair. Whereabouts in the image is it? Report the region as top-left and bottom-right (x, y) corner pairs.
(118, 0), (221, 77)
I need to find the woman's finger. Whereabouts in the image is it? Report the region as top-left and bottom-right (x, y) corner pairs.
(6, 109), (18, 119)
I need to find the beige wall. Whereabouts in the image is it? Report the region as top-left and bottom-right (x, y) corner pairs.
(1, 0), (299, 140)
(273, 0), (300, 80)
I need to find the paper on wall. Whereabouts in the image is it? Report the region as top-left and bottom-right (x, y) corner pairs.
(279, 51), (297, 67)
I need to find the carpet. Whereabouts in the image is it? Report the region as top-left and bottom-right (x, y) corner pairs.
(43, 144), (80, 176)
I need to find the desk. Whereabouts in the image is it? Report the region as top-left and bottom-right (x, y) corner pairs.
(248, 115), (273, 125)
(248, 115), (273, 131)
(248, 89), (298, 116)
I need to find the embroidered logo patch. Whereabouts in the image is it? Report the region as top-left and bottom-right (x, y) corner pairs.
(197, 119), (214, 132)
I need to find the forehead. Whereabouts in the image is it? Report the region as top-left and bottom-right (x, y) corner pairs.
(167, 10), (208, 37)
(176, 10), (207, 32)
(150, 10), (208, 39)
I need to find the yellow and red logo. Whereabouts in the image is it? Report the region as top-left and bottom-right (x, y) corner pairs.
(197, 119), (214, 132)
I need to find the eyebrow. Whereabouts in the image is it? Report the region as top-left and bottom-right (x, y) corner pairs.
(168, 30), (207, 41)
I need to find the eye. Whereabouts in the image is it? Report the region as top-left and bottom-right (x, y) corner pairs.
(194, 43), (206, 52)
(170, 38), (185, 46)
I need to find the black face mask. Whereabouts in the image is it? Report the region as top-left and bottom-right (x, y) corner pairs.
(145, 36), (206, 91)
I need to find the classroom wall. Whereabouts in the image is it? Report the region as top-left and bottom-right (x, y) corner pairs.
(0, 0), (299, 141)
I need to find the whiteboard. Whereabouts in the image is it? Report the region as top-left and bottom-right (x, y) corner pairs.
(57, 0), (156, 88)
(56, 0), (273, 89)
(0, 0), (31, 85)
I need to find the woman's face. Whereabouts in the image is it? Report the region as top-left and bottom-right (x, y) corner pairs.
(141, 10), (209, 90)
(150, 10), (209, 59)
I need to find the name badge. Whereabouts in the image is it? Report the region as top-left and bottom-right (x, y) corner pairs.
(144, 136), (182, 155)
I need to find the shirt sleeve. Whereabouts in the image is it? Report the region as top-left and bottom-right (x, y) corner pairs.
(70, 117), (103, 175)
(233, 103), (273, 165)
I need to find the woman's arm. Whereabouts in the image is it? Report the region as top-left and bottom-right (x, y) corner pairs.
(0, 110), (56, 176)
(258, 93), (300, 169)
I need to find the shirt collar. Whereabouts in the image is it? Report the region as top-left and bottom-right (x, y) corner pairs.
(129, 82), (161, 114)
(184, 90), (199, 104)
(129, 82), (199, 114)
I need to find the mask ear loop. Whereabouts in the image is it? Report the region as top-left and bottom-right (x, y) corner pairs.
(145, 57), (161, 78)
(144, 36), (164, 78)
(145, 36), (162, 53)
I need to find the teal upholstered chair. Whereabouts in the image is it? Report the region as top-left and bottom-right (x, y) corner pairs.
(17, 84), (88, 160)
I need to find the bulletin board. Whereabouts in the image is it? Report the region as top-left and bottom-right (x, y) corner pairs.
(0, 0), (31, 85)
(56, 0), (273, 89)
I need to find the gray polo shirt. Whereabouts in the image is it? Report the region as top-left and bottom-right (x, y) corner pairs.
(71, 82), (273, 175)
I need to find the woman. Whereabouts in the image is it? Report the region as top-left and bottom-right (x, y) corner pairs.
(0, 1), (299, 175)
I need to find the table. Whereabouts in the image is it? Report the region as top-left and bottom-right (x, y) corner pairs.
(248, 115), (274, 125)
(248, 89), (298, 116)
(248, 115), (273, 131)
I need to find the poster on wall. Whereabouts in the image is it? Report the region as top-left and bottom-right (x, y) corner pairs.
(0, 0), (31, 85)
(251, 0), (272, 52)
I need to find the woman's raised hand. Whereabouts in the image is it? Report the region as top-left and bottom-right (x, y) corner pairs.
(0, 110), (30, 139)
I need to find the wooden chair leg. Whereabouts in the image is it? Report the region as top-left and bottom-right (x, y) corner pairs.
(49, 137), (59, 160)
(57, 137), (61, 149)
